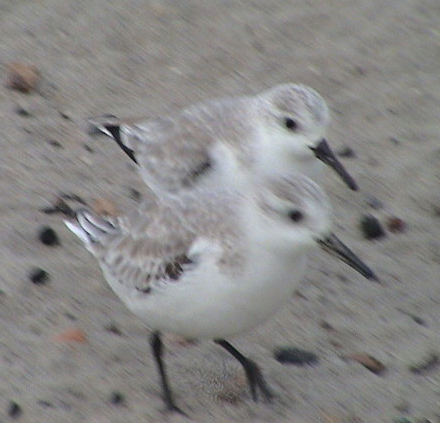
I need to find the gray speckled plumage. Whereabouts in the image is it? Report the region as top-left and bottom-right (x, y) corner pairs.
(74, 188), (245, 293)
(89, 83), (335, 193)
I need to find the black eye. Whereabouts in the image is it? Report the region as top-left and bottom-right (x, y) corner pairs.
(288, 209), (304, 222)
(284, 117), (298, 131)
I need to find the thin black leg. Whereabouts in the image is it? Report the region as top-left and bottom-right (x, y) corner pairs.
(150, 332), (185, 414)
(215, 339), (274, 402)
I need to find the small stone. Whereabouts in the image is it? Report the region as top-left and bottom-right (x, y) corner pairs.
(29, 268), (49, 285)
(15, 106), (32, 117)
(129, 188), (142, 202)
(59, 112), (70, 120)
(409, 353), (439, 374)
(388, 137), (401, 145)
(48, 139), (63, 148)
(54, 328), (87, 343)
(387, 216), (406, 233)
(349, 353), (386, 375)
(394, 400), (411, 413)
(274, 347), (318, 365)
(8, 401), (22, 418)
(104, 322), (122, 336)
(337, 145), (356, 158)
(38, 226), (60, 246)
(359, 214), (386, 240)
(83, 143), (94, 153)
(109, 391), (125, 406)
(92, 198), (119, 217)
(319, 320), (334, 331)
(6, 62), (40, 93)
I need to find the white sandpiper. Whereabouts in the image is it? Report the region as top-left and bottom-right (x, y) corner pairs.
(89, 83), (358, 194)
(61, 172), (375, 414)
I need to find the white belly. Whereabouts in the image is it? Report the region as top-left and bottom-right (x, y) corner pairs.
(110, 252), (309, 340)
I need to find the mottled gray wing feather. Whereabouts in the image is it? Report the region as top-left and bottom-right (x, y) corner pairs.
(121, 96), (258, 191)
(92, 190), (242, 293)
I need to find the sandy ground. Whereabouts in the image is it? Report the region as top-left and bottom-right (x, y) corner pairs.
(1, 0), (440, 422)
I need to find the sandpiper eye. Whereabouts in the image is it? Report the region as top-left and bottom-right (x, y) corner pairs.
(288, 209), (304, 222)
(284, 117), (298, 131)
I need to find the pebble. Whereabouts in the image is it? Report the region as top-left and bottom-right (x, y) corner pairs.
(54, 328), (87, 343)
(8, 401), (22, 419)
(388, 137), (401, 145)
(109, 391), (125, 406)
(29, 267), (49, 285)
(6, 62), (40, 93)
(83, 143), (95, 153)
(104, 322), (123, 336)
(38, 226), (60, 246)
(348, 353), (386, 375)
(48, 139), (63, 148)
(274, 347), (318, 365)
(359, 214), (386, 240)
(337, 145), (356, 158)
(409, 353), (439, 374)
(387, 216), (406, 233)
(15, 106), (32, 117)
(129, 188), (142, 202)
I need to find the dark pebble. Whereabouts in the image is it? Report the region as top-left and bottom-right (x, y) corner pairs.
(129, 188), (142, 202)
(360, 214), (386, 240)
(29, 268), (49, 285)
(15, 107), (32, 117)
(64, 312), (77, 321)
(337, 145), (356, 158)
(48, 139), (63, 148)
(109, 391), (125, 405)
(8, 401), (22, 419)
(59, 112), (70, 120)
(388, 136), (401, 145)
(38, 226), (60, 246)
(319, 320), (334, 331)
(83, 143), (94, 153)
(274, 347), (318, 365)
(409, 353), (439, 374)
(105, 322), (123, 336)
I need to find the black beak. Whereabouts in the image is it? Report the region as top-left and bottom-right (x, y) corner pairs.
(317, 233), (378, 281)
(310, 139), (358, 191)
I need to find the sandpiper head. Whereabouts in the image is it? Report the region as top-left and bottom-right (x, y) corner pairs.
(255, 172), (333, 250)
(255, 172), (376, 280)
(258, 84), (358, 191)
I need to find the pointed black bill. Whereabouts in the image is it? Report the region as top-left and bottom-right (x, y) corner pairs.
(317, 233), (378, 281)
(103, 124), (138, 164)
(88, 115), (138, 164)
(311, 139), (358, 191)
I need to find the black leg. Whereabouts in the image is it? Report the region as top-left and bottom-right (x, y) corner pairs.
(215, 339), (274, 402)
(150, 332), (185, 414)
